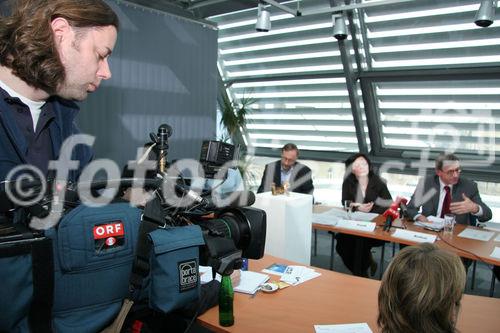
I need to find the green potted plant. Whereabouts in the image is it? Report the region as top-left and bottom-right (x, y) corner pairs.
(219, 92), (256, 188)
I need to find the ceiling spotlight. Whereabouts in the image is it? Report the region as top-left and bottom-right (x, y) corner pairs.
(256, 2), (271, 32)
(333, 14), (347, 40)
(475, 0), (497, 27)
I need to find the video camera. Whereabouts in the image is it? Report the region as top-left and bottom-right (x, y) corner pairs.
(146, 124), (266, 275)
(1, 127), (266, 277)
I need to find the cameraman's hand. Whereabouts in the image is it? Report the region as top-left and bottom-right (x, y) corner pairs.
(230, 270), (241, 287)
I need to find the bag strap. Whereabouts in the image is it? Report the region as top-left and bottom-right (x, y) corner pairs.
(99, 299), (134, 333)
(0, 221), (54, 332)
(128, 197), (165, 301)
(29, 237), (54, 333)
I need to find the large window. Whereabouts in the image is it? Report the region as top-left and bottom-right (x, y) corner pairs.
(361, 0), (500, 70)
(374, 79), (500, 158)
(210, 0), (369, 153)
(211, 0), (500, 177)
(358, 0), (500, 170)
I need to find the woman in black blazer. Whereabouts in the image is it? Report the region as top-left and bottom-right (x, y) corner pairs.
(336, 153), (392, 277)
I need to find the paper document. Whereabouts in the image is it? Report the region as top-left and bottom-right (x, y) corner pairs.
(313, 213), (341, 226)
(414, 216), (444, 231)
(234, 271), (270, 294)
(479, 222), (500, 232)
(312, 209), (346, 226)
(490, 247), (500, 259)
(350, 211), (379, 222)
(314, 323), (373, 333)
(312, 209), (378, 226)
(458, 228), (495, 242)
(280, 265), (321, 286)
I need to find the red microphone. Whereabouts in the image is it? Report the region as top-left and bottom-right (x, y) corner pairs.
(383, 201), (400, 231)
(395, 196), (409, 218)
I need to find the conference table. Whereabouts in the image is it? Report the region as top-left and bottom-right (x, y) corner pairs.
(197, 255), (500, 333)
(312, 205), (500, 293)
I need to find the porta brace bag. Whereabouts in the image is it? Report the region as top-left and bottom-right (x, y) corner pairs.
(46, 202), (142, 333)
(148, 225), (205, 313)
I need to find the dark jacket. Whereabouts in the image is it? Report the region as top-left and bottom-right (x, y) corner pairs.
(0, 95), (92, 181)
(341, 174), (392, 214)
(407, 174), (492, 225)
(336, 174), (391, 276)
(257, 160), (314, 195)
(0, 95), (92, 214)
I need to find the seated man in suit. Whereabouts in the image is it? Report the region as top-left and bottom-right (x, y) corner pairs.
(257, 143), (314, 195)
(407, 153), (492, 225)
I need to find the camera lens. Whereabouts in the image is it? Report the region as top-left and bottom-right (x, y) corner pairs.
(199, 207), (266, 260)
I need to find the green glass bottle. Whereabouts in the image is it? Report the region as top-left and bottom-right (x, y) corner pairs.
(219, 275), (234, 326)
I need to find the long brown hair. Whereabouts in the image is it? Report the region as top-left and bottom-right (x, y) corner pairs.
(378, 243), (466, 333)
(0, 0), (119, 94)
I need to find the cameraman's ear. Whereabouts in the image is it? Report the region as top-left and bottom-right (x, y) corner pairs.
(51, 17), (72, 43)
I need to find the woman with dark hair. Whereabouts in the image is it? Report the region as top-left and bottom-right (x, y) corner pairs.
(378, 243), (466, 333)
(336, 153), (392, 277)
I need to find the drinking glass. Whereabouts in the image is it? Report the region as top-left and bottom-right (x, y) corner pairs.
(444, 213), (455, 234)
(344, 200), (353, 220)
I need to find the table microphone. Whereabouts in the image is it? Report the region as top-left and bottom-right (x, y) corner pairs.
(396, 197), (409, 219)
(382, 202), (399, 231)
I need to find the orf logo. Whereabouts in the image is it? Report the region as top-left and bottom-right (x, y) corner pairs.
(93, 222), (125, 252)
(93, 222), (124, 239)
(178, 260), (198, 292)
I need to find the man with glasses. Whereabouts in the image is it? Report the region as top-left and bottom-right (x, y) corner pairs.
(257, 143), (314, 195)
(407, 153), (492, 225)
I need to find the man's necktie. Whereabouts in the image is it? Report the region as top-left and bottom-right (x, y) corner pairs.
(441, 185), (451, 218)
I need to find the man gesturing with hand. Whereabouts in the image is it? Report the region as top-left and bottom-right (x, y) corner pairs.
(407, 153), (492, 225)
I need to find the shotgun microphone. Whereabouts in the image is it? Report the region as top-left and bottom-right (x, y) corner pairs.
(150, 124), (172, 174)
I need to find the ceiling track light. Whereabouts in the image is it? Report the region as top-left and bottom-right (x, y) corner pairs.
(333, 13), (348, 40)
(475, 0), (497, 27)
(255, 2), (271, 32)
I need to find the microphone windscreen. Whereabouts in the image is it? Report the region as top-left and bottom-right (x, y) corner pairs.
(383, 206), (399, 219)
(158, 124), (173, 138)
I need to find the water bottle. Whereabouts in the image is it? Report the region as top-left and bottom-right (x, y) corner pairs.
(219, 275), (234, 326)
(241, 258), (248, 271)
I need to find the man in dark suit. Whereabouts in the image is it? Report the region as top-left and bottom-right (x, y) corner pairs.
(407, 153), (492, 225)
(257, 143), (314, 195)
